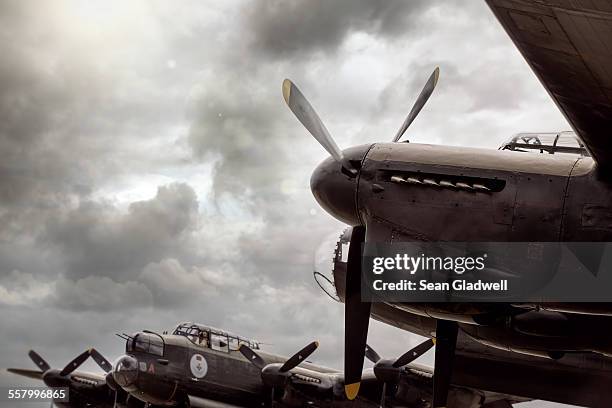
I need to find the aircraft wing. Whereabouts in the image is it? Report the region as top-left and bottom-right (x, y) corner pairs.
(400, 363), (530, 407)
(357, 364), (529, 406)
(6, 368), (44, 380)
(452, 330), (612, 407)
(7, 367), (106, 384)
(486, 0), (612, 167)
(7, 368), (111, 407)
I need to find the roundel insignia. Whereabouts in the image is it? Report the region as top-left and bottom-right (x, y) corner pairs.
(190, 354), (208, 378)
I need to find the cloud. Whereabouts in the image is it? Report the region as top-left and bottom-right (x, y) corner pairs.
(41, 183), (198, 279)
(139, 258), (243, 307)
(0, 270), (152, 312)
(50, 276), (153, 312)
(0, 270), (54, 307)
(187, 73), (290, 204)
(242, 0), (434, 58)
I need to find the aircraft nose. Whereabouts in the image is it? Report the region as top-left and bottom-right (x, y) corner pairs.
(112, 355), (139, 390)
(310, 144), (370, 226)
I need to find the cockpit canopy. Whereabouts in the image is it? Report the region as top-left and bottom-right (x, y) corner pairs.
(499, 131), (589, 157)
(172, 322), (261, 352)
(313, 228), (352, 303)
(126, 331), (164, 357)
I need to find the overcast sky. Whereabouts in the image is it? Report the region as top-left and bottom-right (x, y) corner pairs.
(0, 1), (574, 407)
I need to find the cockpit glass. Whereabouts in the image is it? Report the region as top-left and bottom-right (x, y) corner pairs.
(313, 228), (348, 303)
(128, 333), (164, 357)
(498, 132), (589, 156)
(173, 323), (260, 350)
(314, 229), (349, 273)
(211, 332), (229, 352)
(228, 337), (239, 351)
(134, 337), (148, 352)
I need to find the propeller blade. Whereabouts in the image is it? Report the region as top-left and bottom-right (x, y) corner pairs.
(238, 345), (266, 370)
(28, 350), (51, 372)
(344, 226), (371, 400)
(392, 67), (440, 143)
(365, 345), (382, 364)
(7, 368), (44, 380)
(59, 349), (91, 377)
(282, 79), (344, 163)
(432, 320), (458, 408)
(392, 339), (435, 368)
(89, 348), (112, 373)
(279, 341), (319, 372)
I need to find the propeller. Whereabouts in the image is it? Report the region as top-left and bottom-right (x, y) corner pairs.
(28, 350), (51, 372)
(59, 349), (94, 376)
(283, 67), (439, 154)
(282, 79), (360, 177)
(283, 68), (440, 401)
(364, 345), (382, 365)
(279, 341), (319, 372)
(59, 347), (113, 376)
(240, 341), (319, 406)
(392, 67), (440, 143)
(432, 320), (459, 408)
(392, 339), (435, 368)
(9, 348), (115, 407)
(366, 339), (435, 407)
(238, 344), (266, 370)
(282, 80), (345, 165)
(343, 225), (370, 400)
(21, 348), (111, 378)
(7, 348), (112, 387)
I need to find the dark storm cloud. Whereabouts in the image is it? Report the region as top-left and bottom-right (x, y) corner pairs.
(0, 0), (199, 282)
(139, 258), (244, 307)
(50, 276), (153, 311)
(41, 183), (198, 279)
(0, 37), (91, 209)
(243, 0), (433, 57)
(376, 59), (533, 120)
(0, 1), (189, 274)
(187, 74), (288, 204)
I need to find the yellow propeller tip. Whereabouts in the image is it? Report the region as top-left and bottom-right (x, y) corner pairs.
(282, 79), (292, 104)
(345, 382), (360, 400)
(432, 338), (436, 345)
(433, 67), (440, 85)
(314, 340), (319, 348)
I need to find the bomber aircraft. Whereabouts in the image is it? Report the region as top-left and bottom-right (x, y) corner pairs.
(282, 1), (612, 407)
(7, 321), (525, 407)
